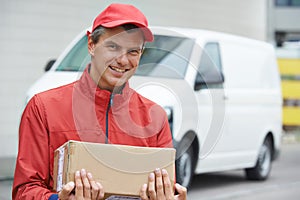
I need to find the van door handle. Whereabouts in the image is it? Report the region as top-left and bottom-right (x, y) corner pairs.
(223, 95), (228, 100)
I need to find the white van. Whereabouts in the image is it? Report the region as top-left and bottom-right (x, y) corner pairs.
(26, 26), (282, 188)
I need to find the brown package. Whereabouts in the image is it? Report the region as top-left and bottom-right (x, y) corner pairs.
(53, 140), (176, 198)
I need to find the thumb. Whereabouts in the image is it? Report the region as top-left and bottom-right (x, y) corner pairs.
(58, 181), (75, 199)
(175, 183), (187, 196)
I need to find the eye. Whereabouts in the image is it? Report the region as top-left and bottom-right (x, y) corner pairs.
(128, 49), (141, 56)
(106, 42), (120, 51)
(108, 44), (118, 50)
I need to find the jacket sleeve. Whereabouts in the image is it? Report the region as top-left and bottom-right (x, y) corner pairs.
(12, 95), (56, 200)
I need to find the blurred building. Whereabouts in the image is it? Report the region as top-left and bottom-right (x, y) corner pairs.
(272, 0), (300, 128)
(273, 0), (300, 46)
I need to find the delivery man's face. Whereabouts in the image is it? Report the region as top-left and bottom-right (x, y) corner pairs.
(88, 26), (144, 91)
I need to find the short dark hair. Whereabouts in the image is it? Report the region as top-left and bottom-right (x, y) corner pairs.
(90, 24), (144, 44)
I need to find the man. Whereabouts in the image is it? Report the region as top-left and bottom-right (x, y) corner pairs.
(13, 3), (187, 200)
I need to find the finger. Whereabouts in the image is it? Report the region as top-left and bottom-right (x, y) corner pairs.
(75, 170), (84, 197)
(139, 183), (149, 200)
(148, 172), (156, 199)
(96, 182), (105, 200)
(154, 168), (164, 199)
(162, 169), (173, 199)
(58, 181), (75, 200)
(175, 183), (187, 199)
(80, 169), (91, 198)
(87, 172), (99, 200)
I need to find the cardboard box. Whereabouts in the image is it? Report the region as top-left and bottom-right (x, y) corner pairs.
(53, 140), (176, 198)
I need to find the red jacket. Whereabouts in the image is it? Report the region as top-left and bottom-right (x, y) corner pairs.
(13, 67), (173, 199)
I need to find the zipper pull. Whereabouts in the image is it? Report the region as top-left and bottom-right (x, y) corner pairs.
(110, 93), (114, 107)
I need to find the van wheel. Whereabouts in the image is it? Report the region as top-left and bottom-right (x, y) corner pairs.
(245, 138), (272, 180)
(176, 144), (194, 188)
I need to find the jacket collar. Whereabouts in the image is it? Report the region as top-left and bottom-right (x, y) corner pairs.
(75, 64), (133, 107)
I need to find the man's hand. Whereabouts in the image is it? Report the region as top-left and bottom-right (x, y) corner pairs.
(139, 168), (187, 200)
(58, 169), (104, 200)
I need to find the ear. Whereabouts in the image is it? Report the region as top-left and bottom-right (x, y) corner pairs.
(141, 44), (145, 54)
(87, 35), (95, 56)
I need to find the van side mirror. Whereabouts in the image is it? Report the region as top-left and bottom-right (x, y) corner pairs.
(194, 71), (224, 90)
(45, 59), (56, 72)
(195, 43), (224, 90)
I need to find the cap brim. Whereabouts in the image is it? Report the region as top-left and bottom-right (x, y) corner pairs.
(101, 20), (154, 42)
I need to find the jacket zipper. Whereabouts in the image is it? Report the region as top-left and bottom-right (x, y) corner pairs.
(105, 93), (114, 144)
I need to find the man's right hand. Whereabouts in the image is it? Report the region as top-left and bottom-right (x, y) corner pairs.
(58, 169), (104, 200)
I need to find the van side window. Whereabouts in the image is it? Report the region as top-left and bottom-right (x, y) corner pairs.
(56, 36), (89, 72)
(195, 42), (224, 90)
(137, 35), (194, 79)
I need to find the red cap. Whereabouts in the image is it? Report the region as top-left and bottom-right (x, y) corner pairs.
(89, 3), (153, 42)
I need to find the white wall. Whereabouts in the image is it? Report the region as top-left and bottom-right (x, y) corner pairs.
(0, 0), (268, 178)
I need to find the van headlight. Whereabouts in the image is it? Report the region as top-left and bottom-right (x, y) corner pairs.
(164, 106), (172, 120)
(163, 106), (173, 133)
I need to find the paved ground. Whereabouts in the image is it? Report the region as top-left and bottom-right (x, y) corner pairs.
(187, 142), (300, 199)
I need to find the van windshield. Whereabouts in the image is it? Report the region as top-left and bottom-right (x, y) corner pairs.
(56, 35), (194, 79)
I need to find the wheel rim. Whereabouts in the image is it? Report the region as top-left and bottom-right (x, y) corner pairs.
(179, 152), (192, 187)
(258, 144), (271, 177)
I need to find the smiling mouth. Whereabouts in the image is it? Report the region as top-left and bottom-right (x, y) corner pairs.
(109, 66), (129, 73)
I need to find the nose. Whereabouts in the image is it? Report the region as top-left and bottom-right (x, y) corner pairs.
(116, 52), (130, 66)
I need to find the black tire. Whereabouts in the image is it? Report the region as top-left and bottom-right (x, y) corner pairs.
(245, 138), (272, 180)
(176, 144), (194, 188)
